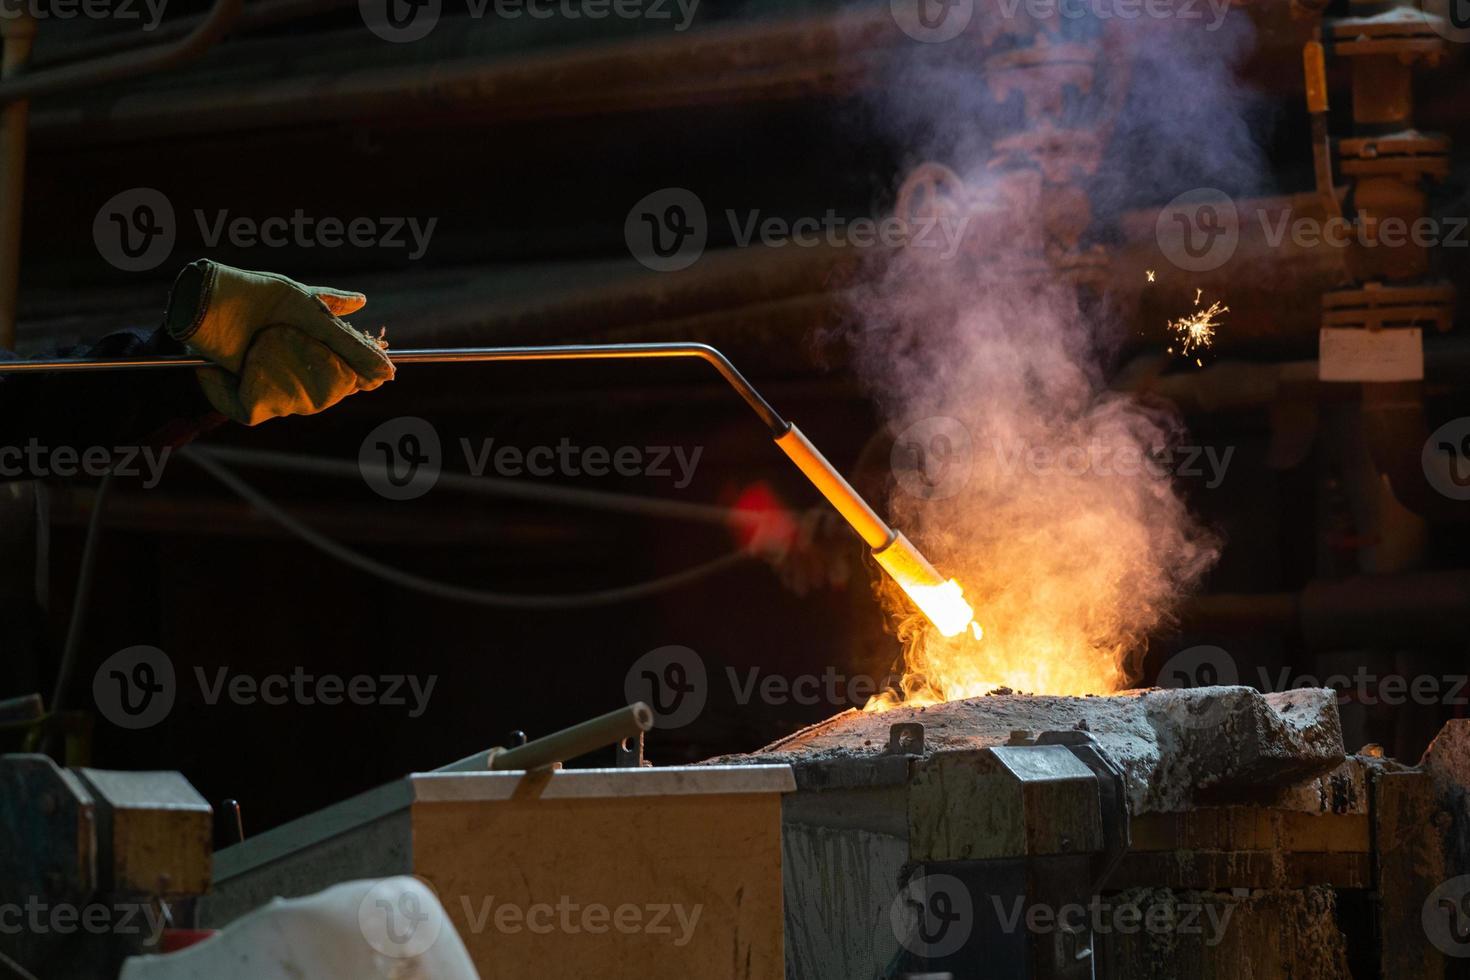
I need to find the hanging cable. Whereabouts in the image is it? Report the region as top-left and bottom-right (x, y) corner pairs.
(181, 446), (757, 610)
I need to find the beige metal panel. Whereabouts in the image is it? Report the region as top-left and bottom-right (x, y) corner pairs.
(410, 764), (796, 802)
(412, 785), (786, 980)
(75, 769), (211, 897)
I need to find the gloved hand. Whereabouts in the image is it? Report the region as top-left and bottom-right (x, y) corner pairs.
(163, 260), (395, 425)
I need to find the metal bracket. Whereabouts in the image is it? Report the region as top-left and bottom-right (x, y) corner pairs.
(1036, 730), (1131, 894)
(886, 723), (926, 756)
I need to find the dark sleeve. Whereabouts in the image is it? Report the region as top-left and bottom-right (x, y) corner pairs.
(0, 328), (223, 472)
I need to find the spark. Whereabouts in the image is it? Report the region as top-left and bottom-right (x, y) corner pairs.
(1167, 291), (1228, 364)
(1145, 269), (1156, 283)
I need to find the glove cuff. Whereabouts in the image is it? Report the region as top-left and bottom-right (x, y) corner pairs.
(163, 259), (215, 345)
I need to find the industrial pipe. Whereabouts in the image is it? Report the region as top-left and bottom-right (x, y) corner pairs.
(0, 342), (979, 636)
(488, 702), (653, 772)
(0, 0), (242, 104)
(0, 11), (34, 350)
(1181, 571), (1470, 650)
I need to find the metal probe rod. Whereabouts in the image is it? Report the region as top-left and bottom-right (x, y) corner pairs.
(488, 702), (654, 772)
(0, 342), (790, 435)
(1, 341), (974, 631)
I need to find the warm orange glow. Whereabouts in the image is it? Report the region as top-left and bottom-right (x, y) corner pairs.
(895, 577), (978, 639)
(871, 532), (983, 639)
(863, 511), (1148, 712)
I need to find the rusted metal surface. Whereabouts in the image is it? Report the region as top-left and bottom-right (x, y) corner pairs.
(74, 768), (212, 897)
(1372, 768), (1447, 979)
(718, 687), (1345, 815)
(1099, 886), (1353, 979)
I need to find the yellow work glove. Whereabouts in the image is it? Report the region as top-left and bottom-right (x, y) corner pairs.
(163, 260), (395, 426)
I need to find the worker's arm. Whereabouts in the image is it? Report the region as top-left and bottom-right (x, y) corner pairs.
(0, 328), (222, 465)
(0, 261), (395, 476)
(163, 260), (395, 426)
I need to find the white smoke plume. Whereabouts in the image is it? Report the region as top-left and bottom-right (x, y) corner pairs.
(850, 9), (1265, 700)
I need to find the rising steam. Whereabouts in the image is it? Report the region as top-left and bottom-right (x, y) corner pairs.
(852, 11), (1260, 703)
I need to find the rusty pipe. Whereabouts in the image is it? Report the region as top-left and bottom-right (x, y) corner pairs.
(487, 702), (653, 772)
(0, 341), (790, 432)
(1182, 571), (1470, 650)
(0, 0), (241, 104)
(0, 10), (35, 350)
